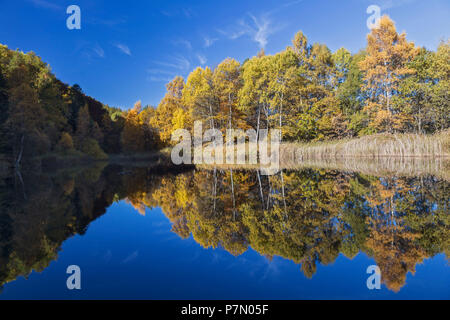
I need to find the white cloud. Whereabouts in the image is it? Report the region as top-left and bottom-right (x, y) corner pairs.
(148, 55), (191, 82)
(115, 43), (131, 56)
(172, 55), (191, 70)
(212, 1), (304, 49)
(219, 13), (282, 49)
(147, 68), (179, 81)
(172, 39), (192, 50)
(204, 36), (218, 48)
(161, 7), (196, 19)
(249, 14), (273, 49)
(219, 19), (252, 40)
(78, 42), (105, 60)
(364, 0), (416, 10)
(147, 68), (177, 75)
(147, 76), (174, 82)
(153, 55), (190, 71)
(93, 45), (105, 58)
(197, 54), (207, 65)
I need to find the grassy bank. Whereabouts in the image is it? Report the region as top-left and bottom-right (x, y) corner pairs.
(285, 130), (449, 162)
(196, 131), (449, 166)
(197, 131), (450, 179)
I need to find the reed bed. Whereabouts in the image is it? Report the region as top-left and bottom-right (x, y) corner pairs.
(198, 131), (450, 180)
(290, 130), (449, 161)
(199, 154), (449, 180)
(286, 157), (449, 181)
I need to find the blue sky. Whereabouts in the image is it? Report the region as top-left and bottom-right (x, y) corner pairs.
(0, 0), (449, 109)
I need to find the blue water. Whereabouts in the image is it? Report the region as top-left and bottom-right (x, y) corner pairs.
(1, 201), (448, 300)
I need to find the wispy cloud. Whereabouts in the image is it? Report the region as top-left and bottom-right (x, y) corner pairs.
(203, 36), (218, 48)
(172, 39), (192, 50)
(161, 7), (196, 19)
(77, 42), (106, 60)
(147, 68), (178, 82)
(147, 75), (174, 82)
(219, 12), (283, 49)
(154, 55), (190, 71)
(115, 43), (131, 56)
(283, 0), (304, 7)
(217, 19), (251, 40)
(197, 54), (207, 65)
(371, 0), (417, 10)
(147, 68), (177, 76)
(148, 55), (191, 82)
(212, 1), (302, 49)
(28, 0), (62, 10)
(249, 14), (276, 49)
(93, 44), (105, 58)
(267, 0), (305, 15)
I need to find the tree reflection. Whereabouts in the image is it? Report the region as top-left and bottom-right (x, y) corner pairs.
(0, 164), (448, 292)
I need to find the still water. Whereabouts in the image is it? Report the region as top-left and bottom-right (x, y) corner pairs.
(0, 162), (448, 299)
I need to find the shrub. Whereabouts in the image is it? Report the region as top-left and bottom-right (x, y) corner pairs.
(80, 138), (108, 160)
(56, 132), (74, 152)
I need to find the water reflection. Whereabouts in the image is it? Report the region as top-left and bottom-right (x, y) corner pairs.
(0, 161), (448, 293)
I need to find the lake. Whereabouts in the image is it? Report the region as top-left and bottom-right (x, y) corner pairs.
(0, 161), (448, 299)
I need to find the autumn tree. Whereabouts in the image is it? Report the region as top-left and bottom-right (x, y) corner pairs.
(183, 67), (217, 131)
(238, 55), (269, 136)
(121, 101), (145, 153)
(212, 58), (242, 131)
(290, 32), (346, 140)
(151, 76), (188, 146)
(359, 15), (419, 133)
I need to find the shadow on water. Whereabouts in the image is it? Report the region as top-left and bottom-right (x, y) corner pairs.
(0, 157), (448, 293)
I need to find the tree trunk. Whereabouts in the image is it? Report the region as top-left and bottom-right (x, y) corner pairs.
(209, 103), (215, 130)
(266, 175), (272, 210)
(257, 170), (264, 210)
(228, 93), (232, 131)
(256, 105), (261, 138)
(230, 169), (236, 220)
(15, 135), (24, 168)
(280, 170), (287, 216)
(213, 167), (217, 214)
(279, 92), (284, 143)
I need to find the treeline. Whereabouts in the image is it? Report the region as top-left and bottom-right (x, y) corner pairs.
(1, 15), (448, 163)
(144, 15), (448, 148)
(0, 44), (127, 163)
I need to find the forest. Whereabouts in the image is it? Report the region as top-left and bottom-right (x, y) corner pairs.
(0, 15), (448, 167)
